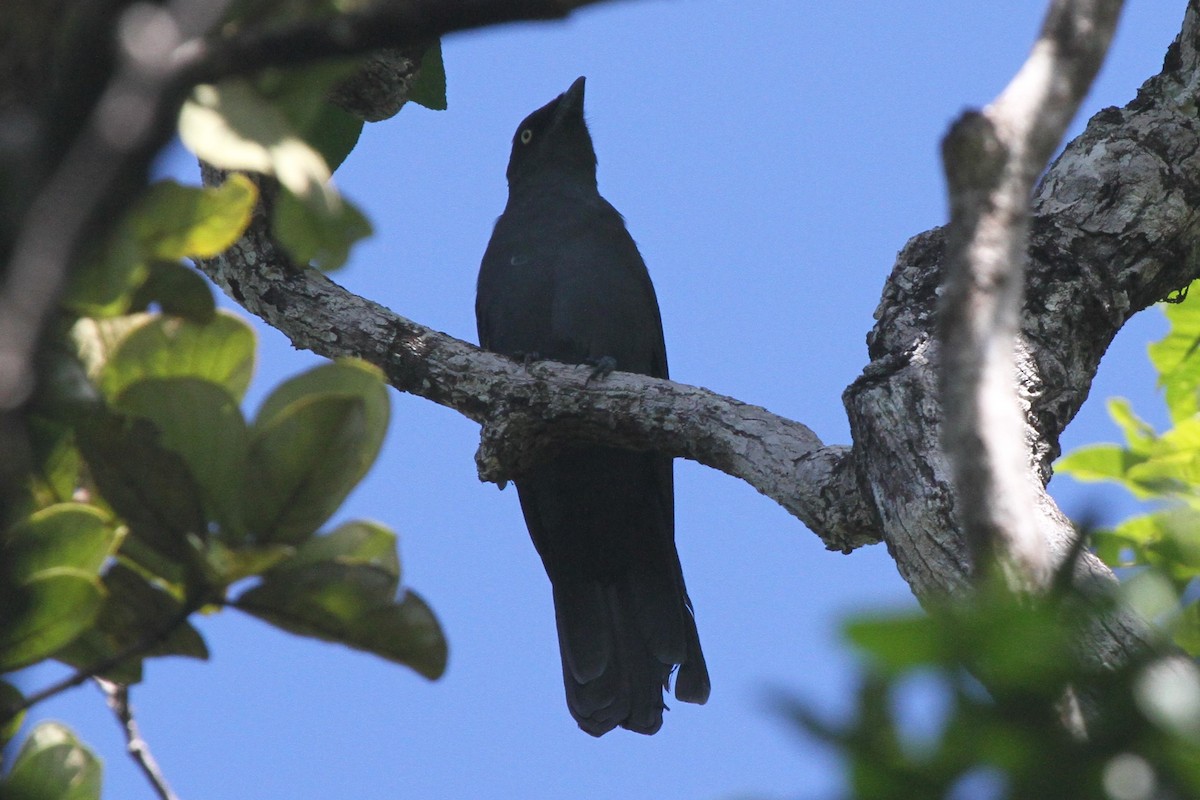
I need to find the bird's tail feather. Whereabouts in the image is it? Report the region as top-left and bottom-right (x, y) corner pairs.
(554, 577), (707, 737)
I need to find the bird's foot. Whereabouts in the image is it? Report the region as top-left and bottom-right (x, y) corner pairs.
(512, 351), (541, 369)
(584, 355), (617, 385)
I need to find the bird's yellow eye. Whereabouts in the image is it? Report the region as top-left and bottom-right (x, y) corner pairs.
(520, 128), (533, 144)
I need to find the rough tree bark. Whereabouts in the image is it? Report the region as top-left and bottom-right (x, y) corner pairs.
(193, 3), (1200, 671)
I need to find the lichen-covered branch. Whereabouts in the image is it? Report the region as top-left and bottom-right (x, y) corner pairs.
(196, 5), (1200, 670)
(197, 176), (877, 551)
(846, 3), (1200, 664)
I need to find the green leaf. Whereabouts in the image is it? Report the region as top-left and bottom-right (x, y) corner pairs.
(115, 378), (249, 538)
(0, 722), (102, 800)
(256, 60), (362, 132)
(0, 681), (24, 746)
(1174, 600), (1200, 657)
(843, 613), (942, 672)
(1108, 397), (1157, 456)
(204, 541), (294, 586)
(93, 311), (256, 402)
(131, 175), (258, 260)
(62, 175), (255, 319)
(256, 359), (388, 433)
(299, 101), (363, 173)
(245, 395), (367, 542)
(55, 564), (208, 684)
(1151, 289), (1200, 423)
(71, 314), (153, 378)
(2, 504), (116, 578)
(289, 520), (399, 574)
(0, 506), (114, 670)
(0, 568), (104, 672)
(22, 417), (83, 512)
(271, 185), (371, 271)
(237, 561), (446, 679)
(179, 80), (335, 203)
(62, 221), (147, 317)
(1055, 443), (1143, 485)
(75, 409), (208, 570)
(408, 41), (447, 111)
(129, 261), (217, 322)
(1092, 528), (1142, 567)
(246, 361), (389, 542)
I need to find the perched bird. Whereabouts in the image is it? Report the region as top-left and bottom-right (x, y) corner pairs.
(476, 77), (710, 736)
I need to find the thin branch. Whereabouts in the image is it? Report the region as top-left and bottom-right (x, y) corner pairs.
(0, 605), (196, 726)
(937, 0), (1124, 590)
(97, 679), (181, 800)
(195, 206), (878, 552)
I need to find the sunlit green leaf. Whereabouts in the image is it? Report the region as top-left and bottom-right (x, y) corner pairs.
(844, 613), (942, 672)
(0, 569), (104, 672)
(1055, 443), (1143, 485)
(1092, 528), (1143, 567)
(94, 311), (256, 402)
(132, 175), (258, 260)
(1108, 397), (1157, 456)
(1151, 289), (1200, 423)
(2, 504), (116, 578)
(179, 80), (335, 204)
(0, 721), (101, 800)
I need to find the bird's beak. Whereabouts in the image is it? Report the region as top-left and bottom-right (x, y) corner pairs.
(554, 76), (587, 124)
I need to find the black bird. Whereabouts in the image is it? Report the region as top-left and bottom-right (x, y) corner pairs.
(476, 77), (710, 736)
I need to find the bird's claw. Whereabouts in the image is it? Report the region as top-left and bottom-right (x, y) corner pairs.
(585, 355), (617, 385)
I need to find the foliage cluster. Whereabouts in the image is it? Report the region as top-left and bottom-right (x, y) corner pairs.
(786, 289), (1200, 800)
(0, 46), (448, 799)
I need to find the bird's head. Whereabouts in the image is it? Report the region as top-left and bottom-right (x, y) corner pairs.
(505, 76), (598, 189)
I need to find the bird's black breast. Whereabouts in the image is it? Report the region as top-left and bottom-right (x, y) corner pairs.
(476, 190), (668, 379)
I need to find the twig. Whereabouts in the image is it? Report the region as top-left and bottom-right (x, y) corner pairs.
(97, 679), (181, 800)
(0, 605), (196, 726)
(937, 0), (1124, 590)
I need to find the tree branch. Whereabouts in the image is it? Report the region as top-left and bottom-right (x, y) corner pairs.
(176, 0), (615, 87)
(195, 172), (878, 552)
(846, 3), (1200, 664)
(0, 604), (197, 727)
(97, 679), (181, 800)
(196, 7), (1200, 623)
(196, 5), (1200, 671)
(938, 0), (1124, 589)
(0, 0), (627, 471)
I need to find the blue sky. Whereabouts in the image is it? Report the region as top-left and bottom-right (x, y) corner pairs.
(20, 3), (1190, 798)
